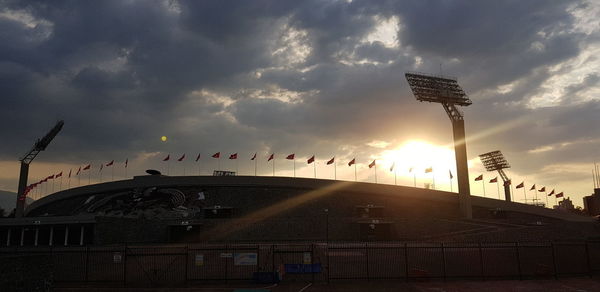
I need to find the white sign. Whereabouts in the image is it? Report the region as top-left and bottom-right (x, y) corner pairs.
(234, 253), (257, 266)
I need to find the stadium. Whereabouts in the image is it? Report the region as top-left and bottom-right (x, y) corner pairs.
(3, 173), (597, 246)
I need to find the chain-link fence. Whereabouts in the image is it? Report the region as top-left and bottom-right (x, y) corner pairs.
(1, 241), (599, 288)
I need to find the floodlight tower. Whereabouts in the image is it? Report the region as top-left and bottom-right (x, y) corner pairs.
(405, 72), (473, 219)
(15, 120), (64, 217)
(479, 150), (512, 202)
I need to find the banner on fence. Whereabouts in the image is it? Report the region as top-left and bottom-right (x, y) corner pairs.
(234, 253), (257, 265)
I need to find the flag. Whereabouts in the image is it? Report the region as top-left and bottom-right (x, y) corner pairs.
(489, 177), (498, 183)
(268, 154), (274, 161)
(76, 166), (81, 175)
(106, 160), (114, 167)
(125, 159), (128, 168)
(212, 152), (220, 158)
(368, 160), (376, 168)
(229, 153), (238, 159)
(425, 167), (433, 173)
(178, 154), (185, 161)
(449, 170), (453, 179)
(55, 172), (62, 178)
(409, 167), (414, 173)
(538, 186), (546, 192)
(390, 162), (395, 172)
(503, 180), (511, 186)
(556, 192), (564, 198)
(307, 155), (315, 164)
(47, 174), (54, 180)
(530, 184), (536, 191)
(83, 164), (91, 170)
(348, 158), (356, 166)
(163, 155), (170, 161)
(516, 181), (524, 188)
(195, 153), (201, 162)
(68, 169), (72, 178)
(251, 153), (257, 160)
(286, 154), (295, 160)
(327, 157), (335, 165)
(548, 189), (555, 196)
(474, 174), (483, 181)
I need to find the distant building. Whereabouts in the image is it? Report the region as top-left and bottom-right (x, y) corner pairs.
(556, 197), (575, 212)
(583, 188), (600, 216)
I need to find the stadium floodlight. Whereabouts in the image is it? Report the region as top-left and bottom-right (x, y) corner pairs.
(15, 120), (64, 217)
(405, 72), (473, 219)
(479, 150), (512, 202)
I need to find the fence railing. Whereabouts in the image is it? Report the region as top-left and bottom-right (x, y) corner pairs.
(1, 241), (599, 287)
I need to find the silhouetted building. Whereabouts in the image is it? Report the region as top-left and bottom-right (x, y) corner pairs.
(557, 197), (575, 212)
(583, 188), (600, 216)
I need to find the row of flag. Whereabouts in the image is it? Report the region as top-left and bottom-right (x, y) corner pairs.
(473, 174), (564, 198)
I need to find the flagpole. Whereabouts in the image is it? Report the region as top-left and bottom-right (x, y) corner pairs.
(394, 167), (397, 185)
(534, 188), (538, 205)
(496, 181), (500, 199)
(60, 176), (63, 191)
(432, 170), (435, 190)
(272, 157), (275, 176)
(545, 190), (548, 207)
(293, 158), (296, 178)
(374, 162), (377, 183)
(334, 162), (337, 180)
(354, 163), (357, 181)
(88, 169), (91, 185)
(218, 156), (221, 171)
(523, 184), (527, 203)
(313, 158), (316, 178)
(111, 166), (114, 181)
(450, 176), (453, 192)
(254, 157), (257, 176)
(482, 180), (486, 197)
(236, 158), (239, 174)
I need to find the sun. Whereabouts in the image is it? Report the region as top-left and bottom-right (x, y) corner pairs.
(379, 140), (456, 174)
(161, 136), (167, 142)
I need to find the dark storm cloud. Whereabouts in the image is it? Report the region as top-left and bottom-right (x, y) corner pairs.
(1, 0), (599, 198)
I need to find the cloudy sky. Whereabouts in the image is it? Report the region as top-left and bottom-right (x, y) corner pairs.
(1, 0), (599, 208)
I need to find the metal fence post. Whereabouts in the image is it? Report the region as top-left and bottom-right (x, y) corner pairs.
(85, 246), (89, 282)
(185, 244), (189, 286)
(123, 244), (127, 287)
(365, 243), (370, 281)
(404, 243), (409, 282)
(515, 242), (522, 280)
(585, 241), (592, 278)
(441, 243), (446, 281)
(551, 242), (558, 279)
(479, 242), (485, 280)
(326, 242), (330, 283)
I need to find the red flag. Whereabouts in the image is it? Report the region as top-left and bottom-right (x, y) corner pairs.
(55, 172), (62, 178)
(368, 160), (376, 168)
(251, 153), (257, 160)
(83, 164), (91, 170)
(424, 167), (433, 173)
(195, 153), (201, 162)
(348, 158), (356, 166)
(307, 155), (315, 164)
(503, 180), (511, 186)
(529, 184), (536, 191)
(42, 177), (48, 183)
(47, 174), (55, 180)
(538, 186), (546, 192)
(68, 169), (72, 178)
(286, 154), (295, 160)
(516, 181), (524, 188)
(489, 177), (498, 183)
(178, 154), (185, 161)
(556, 192), (564, 198)
(327, 157), (335, 165)
(163, 155), (170, 161)
(106, 160), (114, 166)
(229, 153), (238, 159)
(390, 162), (395, 172)
(76, 166), (81, 175)
(548, 189), (555, 196)
(474, 174), (483, 181)
(125, 159), (128, 168)
(212, 152), (220, 158)
(268, 154), (274, 161)
(449, 170), (453, 179)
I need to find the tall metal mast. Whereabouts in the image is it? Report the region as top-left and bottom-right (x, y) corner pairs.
(15, 120), (64, 217)
(405, 72), (473, 219)
(479, 150), (512, 201)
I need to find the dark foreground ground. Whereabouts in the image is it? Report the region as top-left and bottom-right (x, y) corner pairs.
(54, 277), (600, 292)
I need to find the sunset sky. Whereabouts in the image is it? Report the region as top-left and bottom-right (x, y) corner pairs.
(1, 0), (599, 207)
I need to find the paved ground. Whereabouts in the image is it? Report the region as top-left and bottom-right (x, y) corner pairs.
(54, 277), (600, 292)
